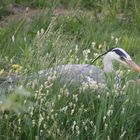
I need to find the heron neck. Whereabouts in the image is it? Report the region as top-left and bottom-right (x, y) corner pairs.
(103, 63), (113, 73)
(103, 58), (113, 73)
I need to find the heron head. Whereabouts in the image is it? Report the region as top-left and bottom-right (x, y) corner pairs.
(103, 48), (140, 73)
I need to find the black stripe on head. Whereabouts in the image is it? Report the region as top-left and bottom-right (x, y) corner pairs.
(112, 48), (127, 60)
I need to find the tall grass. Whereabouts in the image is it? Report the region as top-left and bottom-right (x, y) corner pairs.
(0, 1), (140, 140)
(0, 0), (13, 18)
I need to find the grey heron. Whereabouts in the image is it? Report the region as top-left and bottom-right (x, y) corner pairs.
(36, 48), (140, 86)
(0, 47), (140, 92)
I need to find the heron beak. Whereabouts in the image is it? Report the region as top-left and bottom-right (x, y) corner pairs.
(124, 59), (140, 73)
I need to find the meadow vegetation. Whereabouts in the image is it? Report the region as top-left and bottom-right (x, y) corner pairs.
(0, 0), (140, 139)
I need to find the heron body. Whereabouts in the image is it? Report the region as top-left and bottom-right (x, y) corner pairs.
(37, 64), (106, 85)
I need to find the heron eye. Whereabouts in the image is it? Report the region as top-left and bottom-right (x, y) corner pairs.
(120, 56), (126, 61)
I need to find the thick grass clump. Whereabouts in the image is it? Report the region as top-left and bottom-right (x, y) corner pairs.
(0, 70), (140, 139)
(0, 0), (13, 18)
(0, 1), (140, 140)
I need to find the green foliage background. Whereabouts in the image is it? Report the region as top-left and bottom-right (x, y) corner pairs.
(0, 0), (140, 140)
